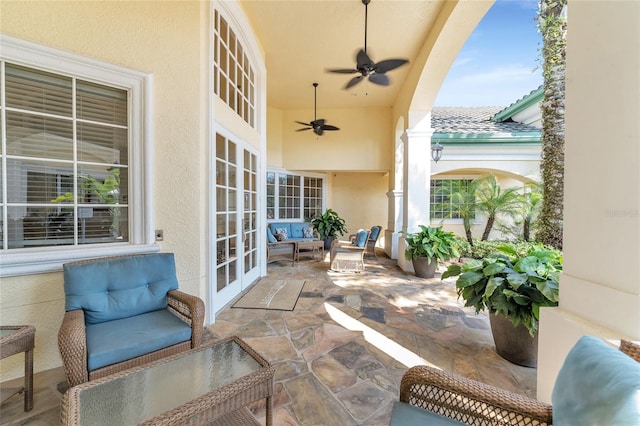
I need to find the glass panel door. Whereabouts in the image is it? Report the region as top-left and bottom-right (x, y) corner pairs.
(211, 133), (259, 314)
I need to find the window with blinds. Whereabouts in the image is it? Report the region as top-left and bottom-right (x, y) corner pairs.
(1, 62), (129, 250)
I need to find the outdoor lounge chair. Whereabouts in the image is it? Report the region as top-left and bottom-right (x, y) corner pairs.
(58, 253), (205, 387)
(350, 225), (382, 258)
(390, 337), (640, 425)
(330, 229), (370, 272)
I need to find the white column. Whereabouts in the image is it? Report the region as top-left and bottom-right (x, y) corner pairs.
(537, 0), (640, 402)
(385, 189), (403, 259)
(398, 128), (434, 272)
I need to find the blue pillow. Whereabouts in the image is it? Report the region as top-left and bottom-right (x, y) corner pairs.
(354, 229), (368, 247)
(552, 335), (640, 425)
(267, 227), (277, 243)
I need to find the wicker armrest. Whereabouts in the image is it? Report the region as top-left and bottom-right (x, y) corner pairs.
(58, 309), (89, 387)
(400, 365), (552, 425)
(167, 290), (205, 347)
(620, 339), (640, 362)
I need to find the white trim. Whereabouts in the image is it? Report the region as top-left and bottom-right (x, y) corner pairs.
(0, 34), (156, 276)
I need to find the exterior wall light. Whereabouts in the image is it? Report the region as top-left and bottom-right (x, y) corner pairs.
(431, 142), (443, 163)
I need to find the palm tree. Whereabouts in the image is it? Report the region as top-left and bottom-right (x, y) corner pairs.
(475, 175), (521, 241)
(447, 180), (480, 246)
(536, 0), (567, 250)
(521, 182), (543, 241)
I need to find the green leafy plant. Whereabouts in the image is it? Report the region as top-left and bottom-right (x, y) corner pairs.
(310, 208), (347, 240)
(404, 225), (461, 262)
(442, 244), (562, 336)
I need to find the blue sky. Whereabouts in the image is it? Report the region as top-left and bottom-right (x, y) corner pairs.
(433, 0), (543, 107)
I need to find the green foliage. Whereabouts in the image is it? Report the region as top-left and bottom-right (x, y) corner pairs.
(442, 243), (562, 336)
(404, 225), (461, 263)
(310, 209), (347, 239)
(475, 175), (521, 241)
(457, 239), (554, 260)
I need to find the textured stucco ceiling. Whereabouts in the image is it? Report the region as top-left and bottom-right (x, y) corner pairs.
(238, 0), (446, 111)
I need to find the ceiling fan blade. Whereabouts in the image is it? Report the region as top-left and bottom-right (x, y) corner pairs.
(375, 58), (409, 73)
(314, 127), (324, 136)
(356, 49), (373, 68)
(321, 124), (340, 131)
(296, 127), (312, 132)
(345, 75), (364, 89)
(369, 72), (390, 86)
(327, 68), (358, 74)
(295, 120), (311, 127)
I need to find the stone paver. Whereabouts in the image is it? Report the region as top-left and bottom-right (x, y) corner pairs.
(1, 251), (538, 426)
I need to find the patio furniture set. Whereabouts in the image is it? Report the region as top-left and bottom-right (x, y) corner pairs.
(54, 253), (273, 425)
(266, 222), (382, 273)
(3, 250), (638, 425)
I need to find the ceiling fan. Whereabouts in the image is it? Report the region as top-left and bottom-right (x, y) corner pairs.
(295, 83), (340, 136)
(327, 0), (409, 89)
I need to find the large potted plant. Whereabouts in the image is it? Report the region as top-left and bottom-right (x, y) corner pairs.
(404, 225), (461, 278)
(442, 244), (561, 367)
(311, 209), (347, 250)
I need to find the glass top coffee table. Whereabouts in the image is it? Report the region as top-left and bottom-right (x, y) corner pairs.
(61, 336), (274, 425)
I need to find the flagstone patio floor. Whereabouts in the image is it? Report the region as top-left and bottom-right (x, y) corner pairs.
(1, 251), (537, 425)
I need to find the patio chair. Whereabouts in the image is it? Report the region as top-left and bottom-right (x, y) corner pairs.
(390, 337), (640, 425)
(58, 253), (205, 387)
(330, 229), (370, 272)
(350, 225), (382, 258)
(266, 226), (296, 265)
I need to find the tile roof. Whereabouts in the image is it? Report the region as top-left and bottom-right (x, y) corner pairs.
(432, 106), (540, 134)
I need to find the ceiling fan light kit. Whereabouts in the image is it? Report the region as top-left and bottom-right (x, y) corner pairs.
(327, 0), (409, 90)
(295, 82), (340, 136)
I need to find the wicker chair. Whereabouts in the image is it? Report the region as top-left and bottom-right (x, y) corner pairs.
(349, 225), (382, 258)
(330, 229), (370, 272)
(58, 253), (205, 388)
(394, 338), (640, 425)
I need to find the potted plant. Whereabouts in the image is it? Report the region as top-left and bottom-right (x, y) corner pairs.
(404, 225), (461, 278)
(442, 244), (561, 367)
(311, 209), (347, 250)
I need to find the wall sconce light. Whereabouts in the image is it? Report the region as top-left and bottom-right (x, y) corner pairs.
(431, 142), (443, 163)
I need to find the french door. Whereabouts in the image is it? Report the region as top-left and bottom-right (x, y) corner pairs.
(211, 132), (259, 315)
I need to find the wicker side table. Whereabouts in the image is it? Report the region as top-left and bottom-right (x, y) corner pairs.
(0, 325), (36, 411)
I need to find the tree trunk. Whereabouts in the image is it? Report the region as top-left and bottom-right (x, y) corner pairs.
(536, 0), (566, 250)
(481, 215), (495, 241)
(523, 218), (531, 241)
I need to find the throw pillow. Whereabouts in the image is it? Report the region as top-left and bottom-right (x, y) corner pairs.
(302, 227), (314, 238)
(267, 227), (277, 243)
(552, 335), (640, 425)
(275, 228), (288, 240)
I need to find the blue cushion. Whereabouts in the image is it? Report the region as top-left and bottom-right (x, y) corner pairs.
(370, 226), (381, 240)
(552, 335), (640, 425)
(389, 401), (465, 425)
(64, 253), (179, 325)
(354, 229), (368, 247)
(267, 227), (277, 243)
(290, 223), (308, 239)
(86, 309), (192, 371)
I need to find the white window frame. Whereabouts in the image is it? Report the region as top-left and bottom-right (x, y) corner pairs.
(0, 34), (157, 277)
(429, 176), (480, 224)
(266, 168), (326, 222)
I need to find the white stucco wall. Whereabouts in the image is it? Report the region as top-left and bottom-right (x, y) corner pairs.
(537, 0), (640, 402)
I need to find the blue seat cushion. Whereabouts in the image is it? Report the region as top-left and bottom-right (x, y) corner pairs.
(389, 401), (465, 425)
(354, 229), (368, 247)
(64, 253), (179, 325)
(85, 309), (192, 371)
(552, 335), (640, 425)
